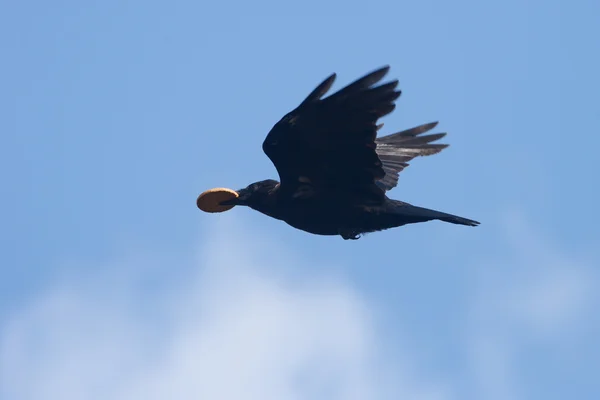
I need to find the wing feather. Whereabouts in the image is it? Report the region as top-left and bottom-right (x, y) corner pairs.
(263, 66), (398, 200)
(262, 67), (449, 198)
(375, 122), (449, 191)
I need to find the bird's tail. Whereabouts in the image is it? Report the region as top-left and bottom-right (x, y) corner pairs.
(386, 200), (480, 227)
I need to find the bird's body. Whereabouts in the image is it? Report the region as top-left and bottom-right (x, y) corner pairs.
(230, 179), (478, 240)
(206, 66), (480, 239)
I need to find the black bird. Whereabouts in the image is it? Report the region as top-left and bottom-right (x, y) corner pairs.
(199, 66), (480, 240)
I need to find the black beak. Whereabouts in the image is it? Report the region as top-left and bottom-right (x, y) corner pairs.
(219, 197), (240, 206)
(220, 190), (249, 206)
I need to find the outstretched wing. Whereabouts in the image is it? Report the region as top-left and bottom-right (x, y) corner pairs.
(262, 66), (399, 201)
(375, 121), (449, 191)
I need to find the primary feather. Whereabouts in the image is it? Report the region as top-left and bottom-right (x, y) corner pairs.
(375, 122), (449, 191)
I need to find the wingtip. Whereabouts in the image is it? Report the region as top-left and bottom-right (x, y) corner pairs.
(369, 65), (391, 81)
(421, 121), (439, 132)
(377, 65), (391, 74)
(301, 72), (337, 105)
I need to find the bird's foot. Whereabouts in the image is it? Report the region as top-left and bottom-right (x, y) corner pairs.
(340, 230), (362, 240)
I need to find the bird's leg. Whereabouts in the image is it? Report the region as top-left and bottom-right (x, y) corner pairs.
(339, 229), (361, 240)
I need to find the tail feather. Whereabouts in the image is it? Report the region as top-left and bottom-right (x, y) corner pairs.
(388, 201), (480, 227)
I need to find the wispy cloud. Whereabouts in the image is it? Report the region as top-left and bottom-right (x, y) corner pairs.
(0, 216), (447, 400)
(1, 213), (596, 400)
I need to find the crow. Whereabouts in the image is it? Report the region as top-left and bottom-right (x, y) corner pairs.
(199, 66), (480, 240)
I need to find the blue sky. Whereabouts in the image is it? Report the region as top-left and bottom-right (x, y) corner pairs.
(2, 0), (599, 399)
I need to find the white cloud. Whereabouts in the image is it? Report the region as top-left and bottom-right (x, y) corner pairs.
(0, 215), (447, 400)
(2, 212), (596, 400)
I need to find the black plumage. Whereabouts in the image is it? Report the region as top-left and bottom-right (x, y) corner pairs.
(217, 66), (480, 240)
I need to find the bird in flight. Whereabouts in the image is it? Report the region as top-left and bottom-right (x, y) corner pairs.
(197, 66), (480, 240)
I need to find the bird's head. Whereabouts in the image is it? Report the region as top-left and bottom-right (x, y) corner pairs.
(224, 180), (279, 208)
(196, 180), (279, 214)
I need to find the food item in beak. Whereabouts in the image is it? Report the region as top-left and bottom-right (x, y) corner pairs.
(196, 188), (239, 213)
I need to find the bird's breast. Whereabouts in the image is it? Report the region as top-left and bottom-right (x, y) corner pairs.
(274, 198), (365, 236)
